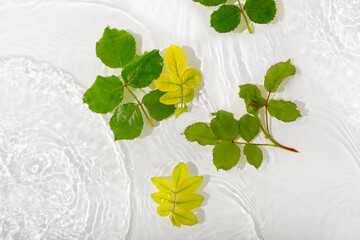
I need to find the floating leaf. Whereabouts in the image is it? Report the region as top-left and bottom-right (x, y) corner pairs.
(142, 90), (175, 121)
(181, 68), (201, 89)
(110, 103), (143, 140)
(157, 205), (173, 217)
(165, 45), (187, 77)
(244, 144), (263, 169)
(175, 193), (204, 210)
(83, 75), (124, 114)
(173, 208), (198, 226)
(151, 177), (175, 193)
(213, 140), (240, 171)
(184, 122), (219, 146)
(264, 59), (296, 92)
(121, 50), (163, 88)
(244, 0), (277, 24)
(210, 110), (239, 140)
(96, 27), (136, 68)
(192, 0), (226, 7)
(175, 176), (203, 195)
(267, 99), (301, 122)
(239, 114), (260, 142)
(210, 5), (241, 33)
(172, 162), (188, 188)
(239, 84), (266, 115)
(151, 192), (175, 206)
(153, 73), (181, 92)
(151, 163), (204, 228)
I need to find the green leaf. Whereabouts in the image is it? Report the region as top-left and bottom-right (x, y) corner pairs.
(122, 50), (164, 88)
(210, 5), (241, 33)
(264, 59), (296, 92)
(96, 27), (136, 68)
(151, 177), (175, 193)
(110, 103), (143, 140)
(151, 192), (175, 206)
(213, 140), (240, 171)
(239, 84), (267, 115)
(267, 99), (301, 122)
(172, 162), (188, 188)
(244, 0), (277, 24)
(173, 208), (198, 226)
(192, 0), (226, 7)
(142, 90), (175, 121)
(83, 75), (124, 114)
(239, 114), (259, 142)
(243, 144), (263, 169)
(175, 176), (203, 195)
(175, 193), (204, 210)
(210, 110), (239, 140)
(184, 122), (219, 146)
(157, 205), (173, 217)
(175, 105), (188, 118)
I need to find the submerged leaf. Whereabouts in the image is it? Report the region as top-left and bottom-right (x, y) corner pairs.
(121, 50), (164, 88)
(239, 114), (260, 142)
(244, 144), (263, 169)
(151, 177), (175, 193)
(142, 90), (175, 121)
(110, 103), (143, 140)
(213, 140), (240, 171)
(210, 110), (239, 140)
(211, 5), (241, 33)
(151, 192), (175, 206)
(173, 208), (198, 226)
(172, 162), (188, 188)
(83, 75), (124, 114)
(175, 193), (204, 210)
(267, 99), (301, 122)
(165, 45), (187, 77)
(184, 122), (219, 146)
(96, 27), (136, 68)
(244, 0), (277, 24)
(264, 59), (296, 92)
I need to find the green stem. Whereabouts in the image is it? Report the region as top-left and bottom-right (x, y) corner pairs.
(124, 85), (155, 127)
(237, 0), (253, 34)
(180, 86), (184, 109)
(259, 121), (299, 153)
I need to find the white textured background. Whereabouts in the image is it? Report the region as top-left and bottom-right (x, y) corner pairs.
(0, 0), (360, 239)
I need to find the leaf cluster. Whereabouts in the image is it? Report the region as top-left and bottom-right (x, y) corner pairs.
(184, 60), (301, 171)
(83, 27), (180, 140)
(151, 163), (204, 227)
(154, 45), (201, 117)
(192, 0), (277, 33)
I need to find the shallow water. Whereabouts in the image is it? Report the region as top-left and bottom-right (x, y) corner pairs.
(0, 0), (360, 239)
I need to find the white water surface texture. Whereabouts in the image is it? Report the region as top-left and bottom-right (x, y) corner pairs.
(0, 0), (360, 239)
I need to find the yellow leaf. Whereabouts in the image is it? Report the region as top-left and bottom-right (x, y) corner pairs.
(173, 208), (198, 226)
(165, 45), (187, 77)
(154, 73), (181, 92)
(175, 193), (204, 210)
(181, 68), (201, 89)
(175, 176), (203, 195)
(159, 91), (182, 105)
(157, 205), (173, 216)
(151, 177), (175, 193)
(169, 214), (181, 227)
(172, 162), (188, 188)
(151, 192), (175, 206)
(184, 89), (194, 103)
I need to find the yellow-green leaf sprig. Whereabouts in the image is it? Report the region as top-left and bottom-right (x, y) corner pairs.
(151, 162), (204, 227)
(154, 45), (201, 118)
